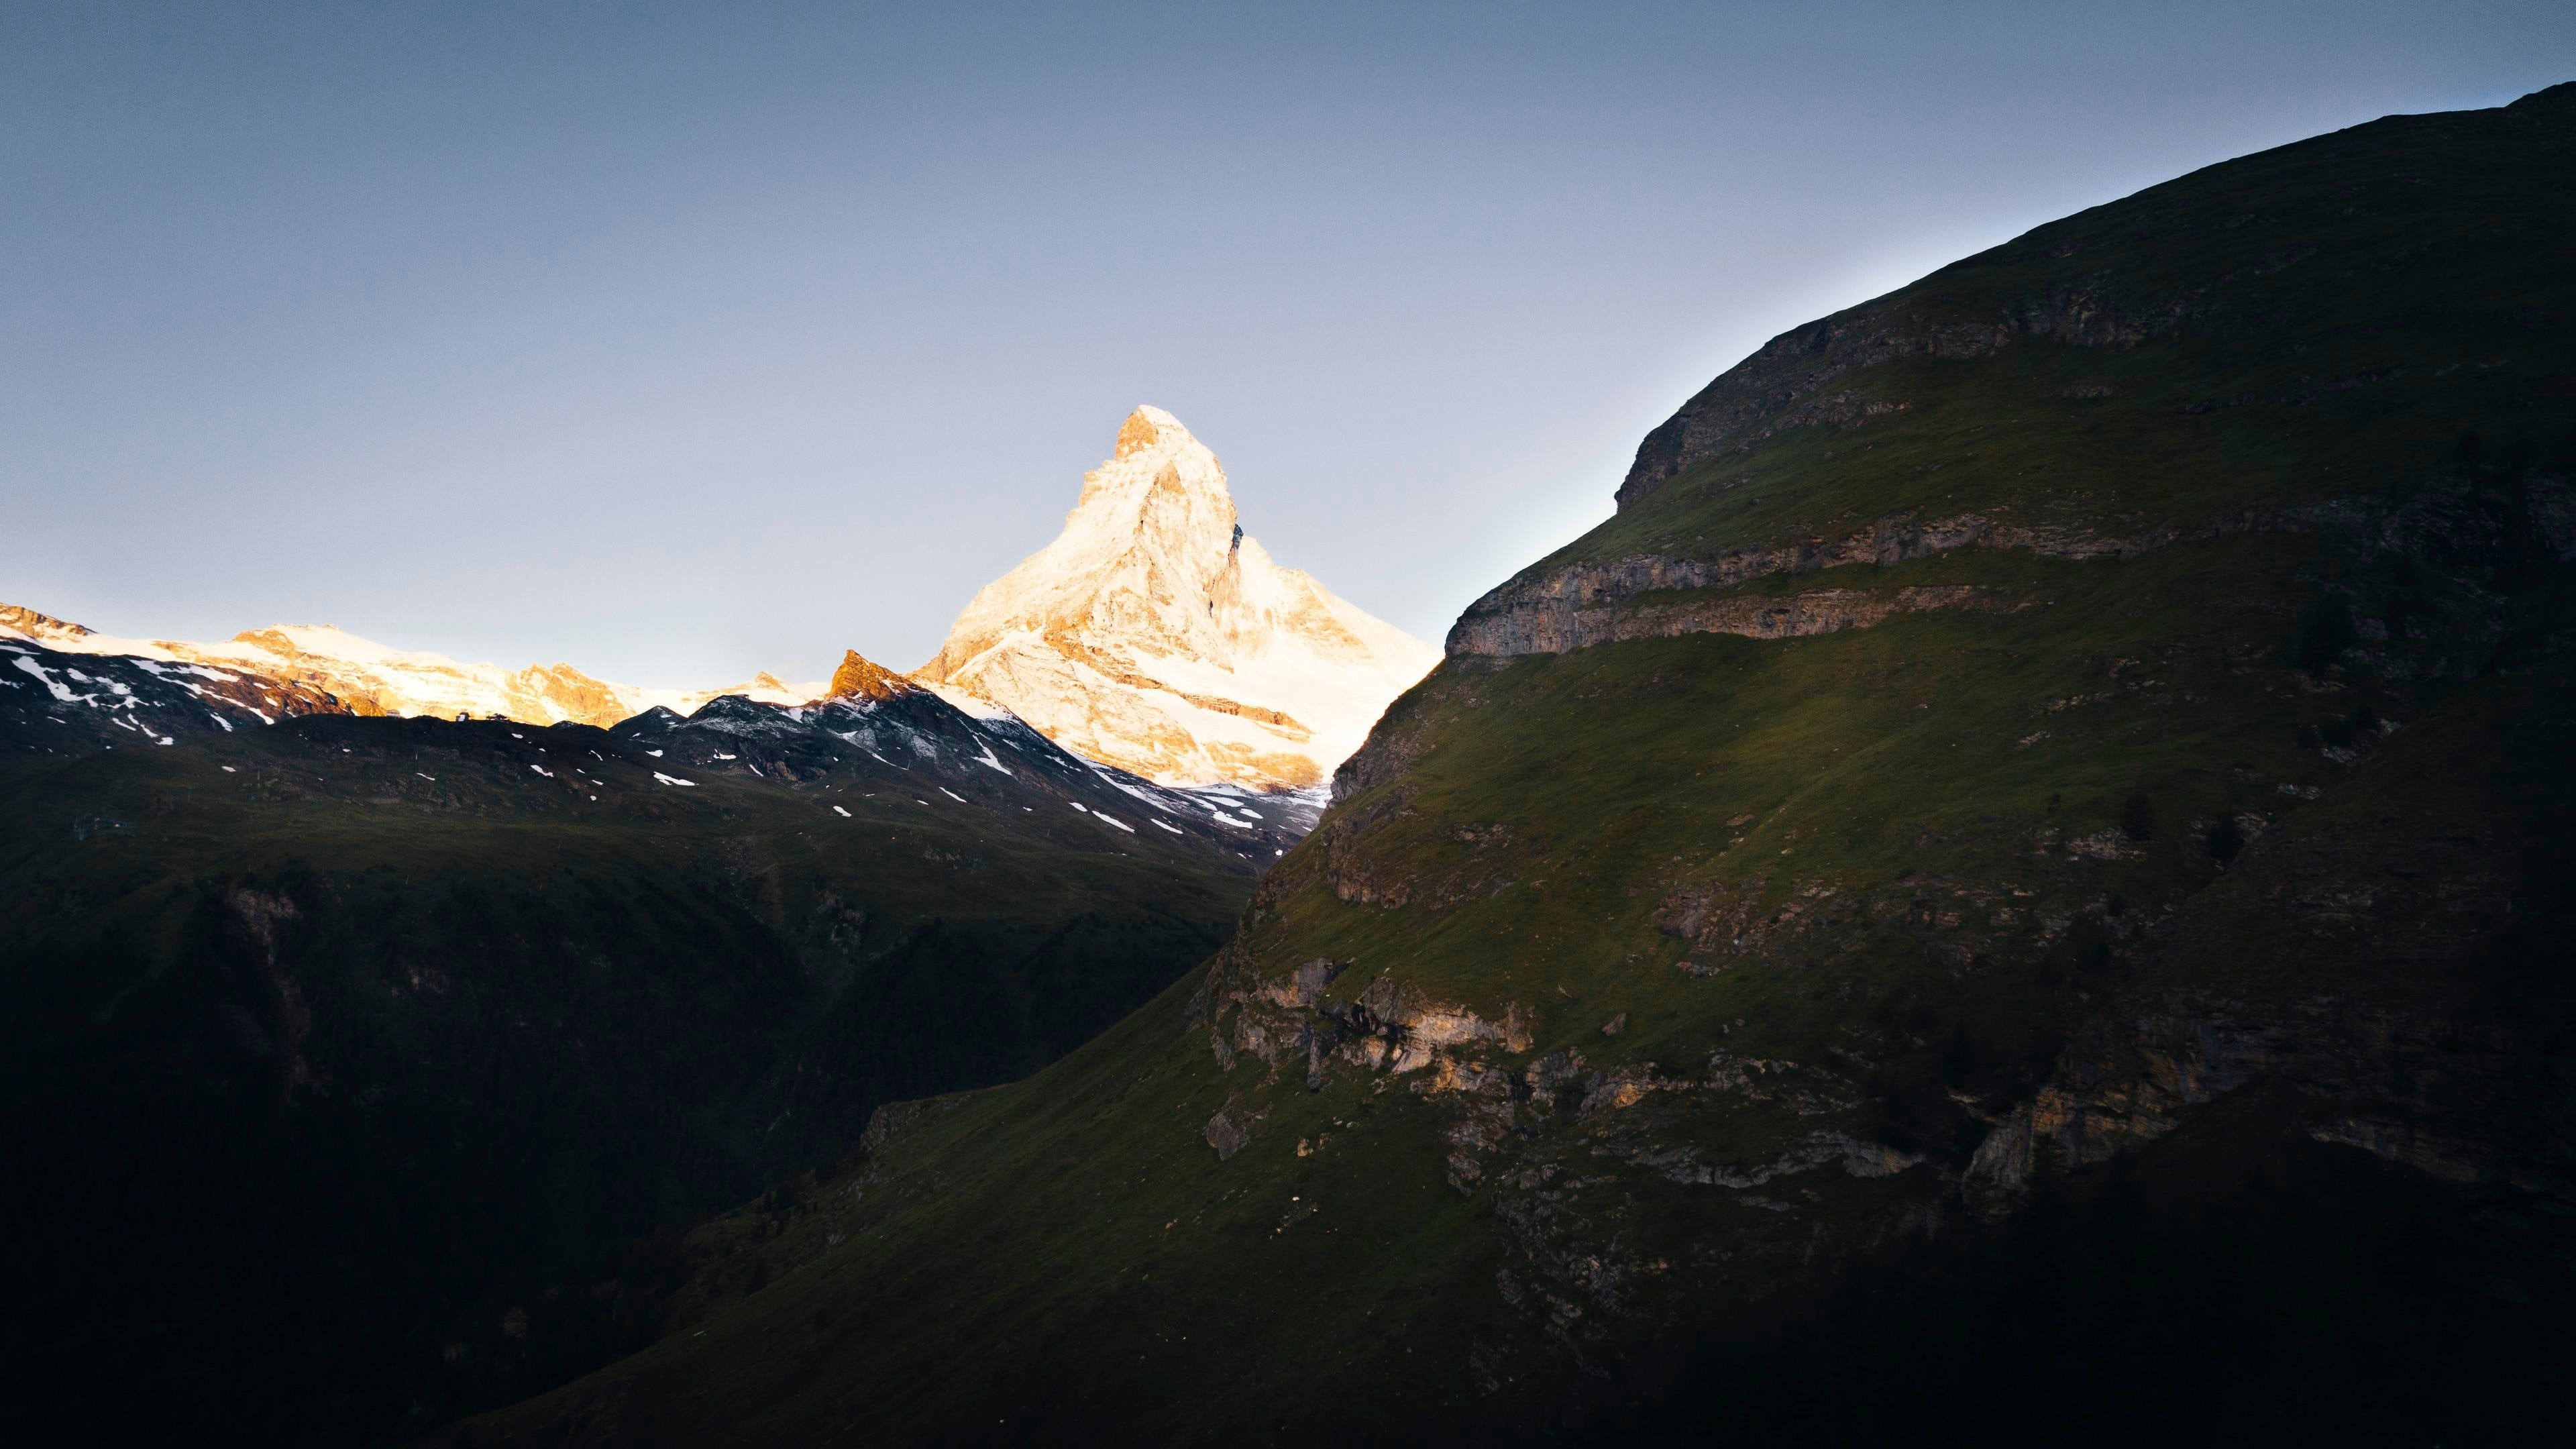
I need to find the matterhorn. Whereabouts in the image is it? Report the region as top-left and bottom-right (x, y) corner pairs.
(915, 407), (1438, 791)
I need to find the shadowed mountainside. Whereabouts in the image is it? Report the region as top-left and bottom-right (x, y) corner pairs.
(448, 85), (2576, 1446)
(1, 680), (1292, 1446)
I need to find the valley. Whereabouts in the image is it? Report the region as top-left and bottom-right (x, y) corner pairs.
(1, 659), (1295, 1442)
(5, 58), (2571, 1449)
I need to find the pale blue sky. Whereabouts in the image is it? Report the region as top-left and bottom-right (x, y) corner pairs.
(5, 2), (2570, 686)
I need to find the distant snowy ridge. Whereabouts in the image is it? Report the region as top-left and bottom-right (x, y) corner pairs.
(912, 406), (1439, 790)
(3, 404), (1438, 780)
(0, 602), (822, 731)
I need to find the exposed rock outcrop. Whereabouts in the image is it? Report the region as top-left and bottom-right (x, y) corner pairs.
(1966, 993), (2569, 1212)
(1448, 506), (2325, 657)
(1190, 945), (1534, 1082)
(826, 649), (915, 702)
(1468, 582), (2015, 657)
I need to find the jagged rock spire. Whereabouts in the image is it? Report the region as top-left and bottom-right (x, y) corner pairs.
(913, 407), (1438, 790)
(828, 649), (915, 702)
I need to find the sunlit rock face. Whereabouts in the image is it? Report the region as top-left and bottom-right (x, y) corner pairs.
(826, 649), (916, 702)
(914, 406), (1440, 791)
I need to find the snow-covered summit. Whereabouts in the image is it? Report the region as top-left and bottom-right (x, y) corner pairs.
(0, 604), (823, 729)
(913, 406), (1439, 790)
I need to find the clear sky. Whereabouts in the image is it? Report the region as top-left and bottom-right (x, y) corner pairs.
(5, 2), (2570, 687)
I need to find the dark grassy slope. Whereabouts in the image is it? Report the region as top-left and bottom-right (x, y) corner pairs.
(462, 633), (2576, 1448)
(1597, 79), (2573, 535)
(460, 89), (2576, 1445)
(0, 705), (1258, 1446)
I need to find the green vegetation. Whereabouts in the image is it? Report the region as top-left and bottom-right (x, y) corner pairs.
(454, 86), (2576, 1444)
(456, 649), (2576, 1444)
(1562, 85), (2576, 576)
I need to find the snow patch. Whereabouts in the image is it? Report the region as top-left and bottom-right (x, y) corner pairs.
(923, 683), (1013, 720)
(11, 655), (87, 703)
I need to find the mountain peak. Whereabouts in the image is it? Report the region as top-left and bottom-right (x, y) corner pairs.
(0, 602), (93, 639)
(1076, 404), (1230, 517)
(828, 649), (914, 702)
(1114, 404), (1190, 458)
(916, 408), (1438, 790)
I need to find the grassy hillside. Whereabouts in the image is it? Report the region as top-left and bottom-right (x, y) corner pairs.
(462, 86), (2576, 1444)
(1596, 81), (2575, 535)
(0, 704), (1261, 1445)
